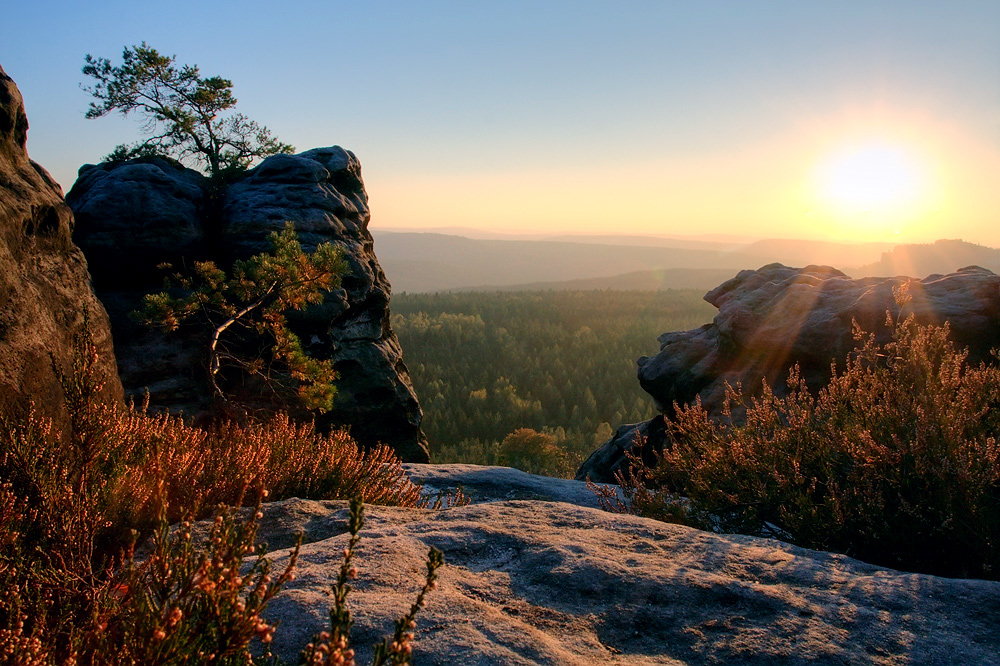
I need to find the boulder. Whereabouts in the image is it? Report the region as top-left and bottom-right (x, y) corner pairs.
(66, 148), (429, 462)
(402, 462), (621, 508)
(0, 65), (121, 425)
(245, 466), (1000, 665)
(578, 263), (1000, 482)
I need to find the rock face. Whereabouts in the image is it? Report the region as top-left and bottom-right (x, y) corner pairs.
(247, 466), (1000, 666)
(578, 263), (1000, 482)
(0, 65), (121, 424)
(66, 148), (429, 462)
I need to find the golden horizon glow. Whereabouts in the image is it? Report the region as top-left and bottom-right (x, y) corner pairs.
(370, 111), (997, 247)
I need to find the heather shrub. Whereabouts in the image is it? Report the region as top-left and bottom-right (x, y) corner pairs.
(0, 326), (450, 663)
(104, 408), (432, 529)
(603, 315), (1000, 579)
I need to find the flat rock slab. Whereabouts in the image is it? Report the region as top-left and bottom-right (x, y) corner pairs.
(258, 498), (1000, 665)
(402, 463), (616, 509)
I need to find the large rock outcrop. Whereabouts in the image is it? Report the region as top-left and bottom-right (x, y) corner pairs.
(67, 148), (429, 462)
(243, 466), (1000, 665)
(578, 263), (1000, 482)
(0, 65), (121, 425)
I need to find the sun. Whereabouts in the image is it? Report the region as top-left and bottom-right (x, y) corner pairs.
(808, 139), (937, 240)
(818, 142), (923, 212)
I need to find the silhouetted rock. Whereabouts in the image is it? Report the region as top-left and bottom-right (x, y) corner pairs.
(0, 65), (121, 424)
(68, 157), (208, 288)
(245, 470), (1000, 665)
(578, 263), (1000, 482)
(67, 148), (429, 462)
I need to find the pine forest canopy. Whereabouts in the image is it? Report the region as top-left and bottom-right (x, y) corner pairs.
(391, 289), (717, 474)
(81, 42), (292, 178)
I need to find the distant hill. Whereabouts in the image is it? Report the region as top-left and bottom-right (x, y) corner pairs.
(850, 239), (1000, 278)
(747, 238), (894, 269)
(371, 231), (894, 293)
(373, 227), (759, 246)
(372, 232), (772, 292)
(469, 268), (740, 292)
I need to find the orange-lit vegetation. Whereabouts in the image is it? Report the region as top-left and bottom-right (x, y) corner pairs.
(596, 313), (1000, 578)
(0, 331), (450, 664)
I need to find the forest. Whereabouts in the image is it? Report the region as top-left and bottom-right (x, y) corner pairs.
(391, 289), (717, 475)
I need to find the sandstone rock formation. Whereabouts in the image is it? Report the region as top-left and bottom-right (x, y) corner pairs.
(578, 263), (1000, 482)
(67, 148), (429, 462)
(0, 65), (121, 425)
(247, 466), (1000, 665)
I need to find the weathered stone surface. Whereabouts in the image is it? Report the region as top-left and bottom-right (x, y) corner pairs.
(0, 65), (121, 424)
(247, 466), (1000, 665)
(578, 263), (1000, 482)
(224, 148), (427, 461)
(66, 147), (428, 461)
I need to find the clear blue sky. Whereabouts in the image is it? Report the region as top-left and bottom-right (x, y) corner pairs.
(2, 1), (998, 244)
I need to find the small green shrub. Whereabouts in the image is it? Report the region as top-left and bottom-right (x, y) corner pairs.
(139, 223), (346, 414)
(432, 428), (585, 478)
(602, 315), (1000, 579)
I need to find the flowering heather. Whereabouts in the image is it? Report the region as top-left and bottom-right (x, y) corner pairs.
(0, 330), (449, 663)
(599, 315), (1000, 579)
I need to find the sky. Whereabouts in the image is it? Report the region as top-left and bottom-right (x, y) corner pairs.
(2, 1), (998, 245)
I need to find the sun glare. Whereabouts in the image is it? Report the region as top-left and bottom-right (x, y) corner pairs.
(810, 139), (936, 240)
(820, 142), (924, 209)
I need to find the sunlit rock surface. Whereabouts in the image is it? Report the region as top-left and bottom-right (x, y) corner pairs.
(578, 263), (1000, 482)
(251, 465), (1000, 666)
(67, 147), (428, 461)
(0, 65), (121, 423)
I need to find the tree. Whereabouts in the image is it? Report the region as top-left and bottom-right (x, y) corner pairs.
(140, 223), (346, 413)
(82, 42), (293, 178)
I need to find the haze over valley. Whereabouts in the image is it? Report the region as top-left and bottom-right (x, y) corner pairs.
(373, 230), (998, 292)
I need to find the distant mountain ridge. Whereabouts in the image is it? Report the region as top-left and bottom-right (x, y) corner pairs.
(370, 230), (999, 293)
(850, 239), (1000, 277)
(371, 231), (905, 293)
(371, 232), (775, 293)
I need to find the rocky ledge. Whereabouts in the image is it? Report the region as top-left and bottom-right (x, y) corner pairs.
(251, 465), (999, 666)
(578, 263), (1000, 482)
